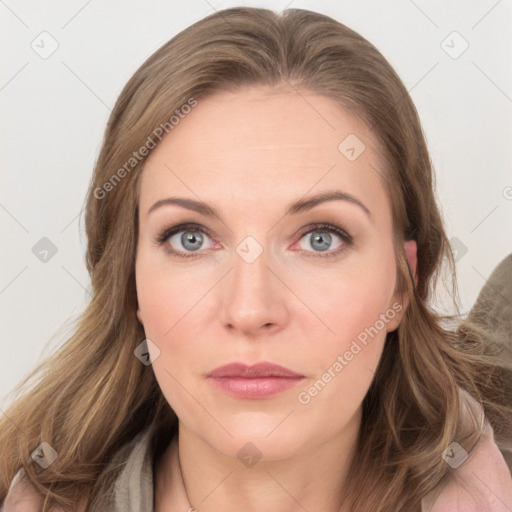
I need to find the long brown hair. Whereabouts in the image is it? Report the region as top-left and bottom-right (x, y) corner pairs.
(1, 7), (511, 511)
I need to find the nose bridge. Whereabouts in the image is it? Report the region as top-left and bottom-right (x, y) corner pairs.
(233, 234), (269, 292)
(219, 232), (286, 334)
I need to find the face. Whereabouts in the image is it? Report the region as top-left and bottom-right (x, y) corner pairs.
(135, 85), (407, 461)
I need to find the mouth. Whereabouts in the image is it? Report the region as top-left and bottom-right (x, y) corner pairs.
(207, 362), (305, 399)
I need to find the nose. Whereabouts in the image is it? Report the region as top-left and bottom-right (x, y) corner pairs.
(218, 241), (289, 338)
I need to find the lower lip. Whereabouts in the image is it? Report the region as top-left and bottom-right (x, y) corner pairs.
(209, 376), (304, 399)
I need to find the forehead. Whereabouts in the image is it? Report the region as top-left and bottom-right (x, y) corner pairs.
(139, 85), (388, 219)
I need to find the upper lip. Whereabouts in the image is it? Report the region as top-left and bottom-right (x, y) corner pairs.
(207, 362), (304, 378)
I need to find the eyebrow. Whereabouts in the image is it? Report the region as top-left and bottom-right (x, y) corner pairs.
(147, 190), (371, 219)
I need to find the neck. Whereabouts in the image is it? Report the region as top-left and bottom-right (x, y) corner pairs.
(154, 407), (361, 512)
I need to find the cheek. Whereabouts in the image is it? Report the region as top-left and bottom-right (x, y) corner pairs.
(306, 279), (390, 380)
(135, 252), (214, 387)
(292, 250), (397, 393)
(135, 249), (211, 340)
(294, 274), (394, 420)
(135, 258), (205, 420)
(287, 250), (398, 342)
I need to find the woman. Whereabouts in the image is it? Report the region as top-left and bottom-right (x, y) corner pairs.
(1, 6), (511, 512)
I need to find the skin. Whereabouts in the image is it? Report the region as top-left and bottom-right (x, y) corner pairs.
(135, 84), (413, 512)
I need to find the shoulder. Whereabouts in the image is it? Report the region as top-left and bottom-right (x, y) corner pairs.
(421, 390), (512, 511)
(3, 469), (43, 512)
(87, 427), (157, 510)
(3, 469), (86, 512)
(4, 429), (157, 512)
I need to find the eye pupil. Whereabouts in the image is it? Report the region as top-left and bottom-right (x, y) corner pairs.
(310, 231), (332, 252)
(182, 231), (203, 251)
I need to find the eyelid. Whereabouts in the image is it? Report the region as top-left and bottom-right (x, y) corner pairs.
(153, 222), (216, 245)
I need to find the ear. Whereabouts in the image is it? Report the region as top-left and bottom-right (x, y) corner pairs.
(136, 303), (144, 326)
(386, 240), (418, 333)
(405, 239), (418, 287)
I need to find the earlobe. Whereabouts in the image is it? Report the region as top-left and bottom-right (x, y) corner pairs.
(405, 240), (418, 287)
(385, 300), (405, 332)
(136, 305), (143, 326)
(386, 240), (417, 333)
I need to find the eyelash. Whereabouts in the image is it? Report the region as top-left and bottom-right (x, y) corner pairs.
(152, 222), (354, 260)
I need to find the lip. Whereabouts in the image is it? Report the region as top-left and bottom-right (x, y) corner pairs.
(207, 362), (305, 399)
(208, 362), (304, 378)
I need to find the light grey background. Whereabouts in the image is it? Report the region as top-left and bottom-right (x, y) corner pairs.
(1, 0), (511, 410)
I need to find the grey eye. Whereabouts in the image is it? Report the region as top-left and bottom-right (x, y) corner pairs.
(170, 230), (212, 252)
(299, 230), (343, 253)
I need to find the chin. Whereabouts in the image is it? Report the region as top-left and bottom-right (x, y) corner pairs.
(204, 416), (310, 461)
